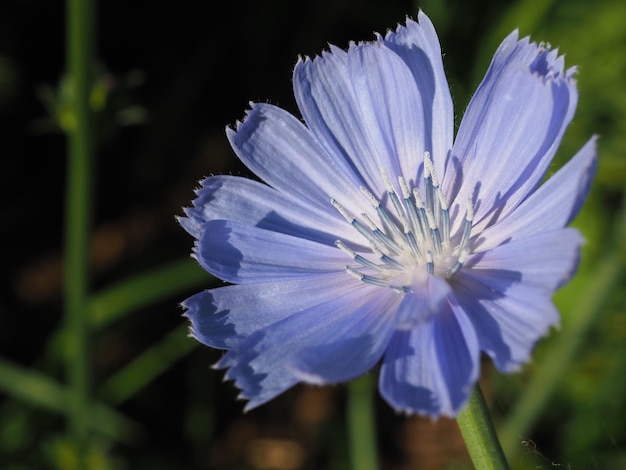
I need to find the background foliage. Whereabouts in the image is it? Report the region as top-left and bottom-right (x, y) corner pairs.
(0, 0), (624, 468)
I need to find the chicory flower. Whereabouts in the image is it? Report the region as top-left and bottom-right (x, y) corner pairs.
(180, 11), (597, 417)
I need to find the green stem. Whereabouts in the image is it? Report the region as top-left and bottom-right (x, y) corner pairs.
(457, 384), (509, 470)
(347, 374), (379, 470)
(65, 0), (95, 459)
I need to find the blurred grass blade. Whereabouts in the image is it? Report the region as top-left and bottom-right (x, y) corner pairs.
(500, 195), (626, 458)
(500, 254), (622, 458)
(99, 324), (197, 405)
(41, 258), (212, 363)
(0, 257), (212, 440)
(89, 257), (214, 329)
(0, 358), (141, 444)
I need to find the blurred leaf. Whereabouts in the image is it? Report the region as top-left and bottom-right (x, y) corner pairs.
(500, 194), (626, 458)
(89, 257), (214, 329)
(99, 324), (197, 405)
(0, 358), (142, 444)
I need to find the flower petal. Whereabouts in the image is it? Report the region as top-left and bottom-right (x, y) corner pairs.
(478, 136), (597, 250)
(196, 220), (346, 284)
(395, 270), (451, 329)
(180, 174), (361, 246)
(453, 229), (582, 371)
(227, 102), (364, 214)
(382, 11), (454, 176)
(294, 46), (383, 192)
(294, 42), (429, 194)
(446, 33), (578, 233)
(452, 272), (559, 372)
(466, 228), (584, 294)
(346, 41), (426, 187)
(217, 284), (399, 410)
(380, 301), (479, 417)
(182, 271), (363, 349)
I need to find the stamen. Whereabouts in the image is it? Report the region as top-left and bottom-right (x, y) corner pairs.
(375, 204), (407, 245)
(390, 285), (409, 293)
(439, 192), (450, 249)
(360, 186), (405, 242)
(346, 267), (390, 288)
(412, 189), (429, 240)
(424, 152), (442, 226)
(404, 229), (422, 260)
(333, 161), (474, 289)
(424, 151), (439, 188)
(331, 198), (353, 223)
(426, 251), (434, 275)
(362, 214), (402, 254)
(372, 247), (405, 271)
(381, 169), (407, 227)
(423, 152), (434, 215)
(336, 240), (387, 273)
(359, 186), (380, 208)
(456, 198), (474, 255)
(425, 210), (442, 255)
(399, 176), (421, 237)
(448, 250), (469, 277)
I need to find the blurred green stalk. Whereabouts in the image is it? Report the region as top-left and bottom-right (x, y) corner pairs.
(500, 194), (626, 458)
(65, 0), (96, 460)
(457, 384), (509, 469)
(347, 374), (379, 470)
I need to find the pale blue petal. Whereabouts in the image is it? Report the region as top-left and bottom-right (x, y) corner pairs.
(453, 229), (581, 371)
(226, 103), (365, 215)
(478, 136), (597, 250)
(382, 11), (454, 177)
(182, 272), (363, 349)
(452, 272), (559, 372)
(293, 47), (381, 192)
(432, 301), (480, 414)
(395, 271), (451, 329)
(379, 326), (446, 416)
(196, 220), (346, 284)
(295, 44), (427, 194)
(346, 42), (425, 187)
(466, 228), (584, 294)
(446, 33), (578, 234)
(289, 288), (400, 383)
(180, 175), (361, 246)
(380, 302), (479, 417)
(217, 284), (399, 411)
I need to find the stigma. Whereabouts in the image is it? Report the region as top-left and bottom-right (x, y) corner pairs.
(332, 152), (474, 290)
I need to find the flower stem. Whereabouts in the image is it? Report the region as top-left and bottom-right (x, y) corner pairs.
(65, 0), (95, 460)
(456, 384), (509, 469)
(347, 374), (379, 470)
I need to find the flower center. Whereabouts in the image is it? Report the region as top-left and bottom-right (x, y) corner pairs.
(332, 152), (474, 291)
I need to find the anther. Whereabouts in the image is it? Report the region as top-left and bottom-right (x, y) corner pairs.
(360, 186), (380, 208)
(346, 267), (390, 288)
(337, 240), (388, 273)
(331, 198), (353, 223)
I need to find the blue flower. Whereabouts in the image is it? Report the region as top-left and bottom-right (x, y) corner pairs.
(179, 11), (597, 417)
